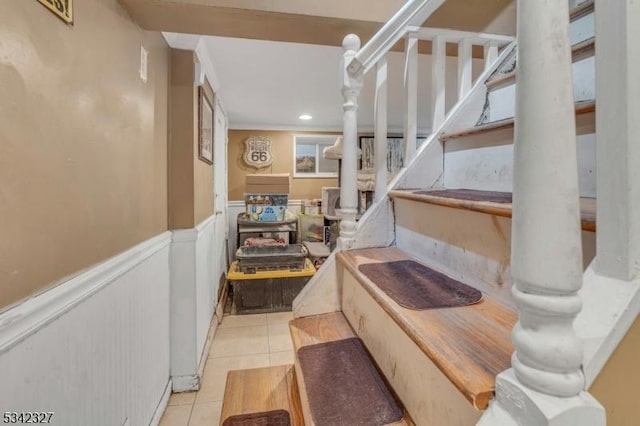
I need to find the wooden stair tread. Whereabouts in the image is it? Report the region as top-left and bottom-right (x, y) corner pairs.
(570, 0), (594, 21)
(485, 37), (595, 91)
(440, 100), (595, 141)
(390, 189), (596, 232)
(337, 247), (516, 410)
(290, 313), (412, 425)
(289, 312), (356, 348)
(220, 364), (304, 425)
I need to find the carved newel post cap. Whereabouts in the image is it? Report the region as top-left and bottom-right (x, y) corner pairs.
(342, 34), (361, 52)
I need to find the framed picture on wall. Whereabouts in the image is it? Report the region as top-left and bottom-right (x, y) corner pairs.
(198, 87), (214, 165)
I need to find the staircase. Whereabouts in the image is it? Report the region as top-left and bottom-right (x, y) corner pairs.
(220, 0), (640, 425)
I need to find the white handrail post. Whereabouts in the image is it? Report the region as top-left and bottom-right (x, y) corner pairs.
(480, 1), (605, 424)
(511, 0), (586, 398)
(431, 35), (446, 131)
(595, 0), (640, 281)
(338, 34), (363, 251)
(457, 38), (472, 100)
(374, 55), (388, 201)
(484, 41), (499, 71)
(403, 31), (418, 160)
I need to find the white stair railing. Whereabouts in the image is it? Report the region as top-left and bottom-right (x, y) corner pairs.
(338, 0), (513, 248)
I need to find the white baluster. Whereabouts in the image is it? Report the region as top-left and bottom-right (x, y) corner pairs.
(338, 34), (363, 250)
(595, 0), (640, 281)
(457, 38), (472, 100)
(374, 55), (388, 201)
(511, 0), (585, 398)
(430, 35), (446, 130)
(484, 41), (499, 71)
(403, 32), (418, 160)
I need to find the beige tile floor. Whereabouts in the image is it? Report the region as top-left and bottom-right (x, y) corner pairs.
(159, 312), (295, 426)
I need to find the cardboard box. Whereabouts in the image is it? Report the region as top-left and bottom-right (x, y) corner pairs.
(246, 173), (291, 194)
(245, 173), (290, 185)
(246, 183), (290, 193)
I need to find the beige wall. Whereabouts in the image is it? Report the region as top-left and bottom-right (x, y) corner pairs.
(168, 49), (196, 228)
(168, 50), (214, 229)
(590, 317), (640, 426)
(0, 0), (169, 310)
(228, 130), (339, 201)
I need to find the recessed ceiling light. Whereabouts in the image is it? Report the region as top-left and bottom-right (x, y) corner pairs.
(299, 114), (312, 120)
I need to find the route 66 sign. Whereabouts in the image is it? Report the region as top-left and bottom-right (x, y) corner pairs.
(37, 0), (73, 24)
(243, 136), (274, 168)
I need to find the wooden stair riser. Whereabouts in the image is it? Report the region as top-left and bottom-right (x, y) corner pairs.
(486, 55), (594, 122)
(394, 199), (514, 307)
(393, 198), (597, 288)
(220, 365), (305, 426)
(340, 270), (482, 426)
(292, 356), (313, 425)
(485, 35), (595, 93)
(442, 114), (596, 198)
(289, 313), (413, 426)
(290, 314), (357, 426)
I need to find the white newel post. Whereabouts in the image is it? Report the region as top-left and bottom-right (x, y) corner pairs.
(480, 1), (605, 424)
(595, 0), (640, 281)
(338, 34), (363, 250)
(375, 55), (388, 201)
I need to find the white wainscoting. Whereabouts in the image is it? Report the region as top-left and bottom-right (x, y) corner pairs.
(0, 232), (172, 426)
(170, 214), (222, 392)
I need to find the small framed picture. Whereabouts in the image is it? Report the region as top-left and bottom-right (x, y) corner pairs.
(198, 87), (214, 164)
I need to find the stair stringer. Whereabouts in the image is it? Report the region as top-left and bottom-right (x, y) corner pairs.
(292, 253), (341, 318)
(577, 263), (640, 386)
(292, 200), (395, 319)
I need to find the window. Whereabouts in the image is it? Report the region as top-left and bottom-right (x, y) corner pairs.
(293, 135), (339, 178)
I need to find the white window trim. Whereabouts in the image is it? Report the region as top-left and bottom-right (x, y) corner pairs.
(292, 134), (339, 178)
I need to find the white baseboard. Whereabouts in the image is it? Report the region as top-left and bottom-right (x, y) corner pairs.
(150, 380), (172, 426)
(172, 375), (200, 393)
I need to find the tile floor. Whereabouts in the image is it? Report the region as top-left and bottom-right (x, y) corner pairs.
(159, 311), (295, 426)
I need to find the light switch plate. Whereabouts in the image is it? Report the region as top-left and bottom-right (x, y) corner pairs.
(139, 46), (148, 83)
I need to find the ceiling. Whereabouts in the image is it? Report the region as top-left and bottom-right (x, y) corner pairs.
(164, 33), (486, 132)
(154, 0), (514, 131)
